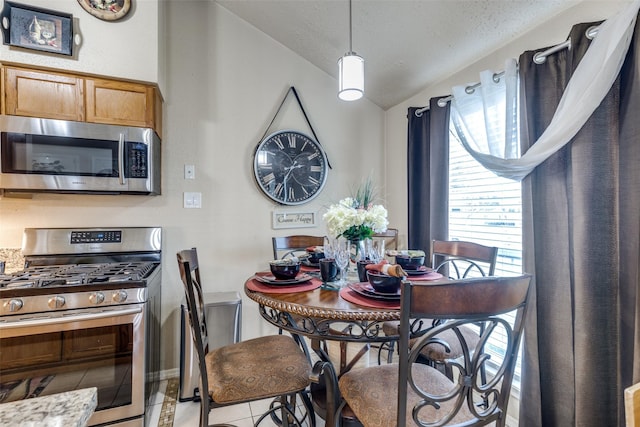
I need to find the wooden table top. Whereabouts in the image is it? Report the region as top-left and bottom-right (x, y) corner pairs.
(244, 276), (401, 322)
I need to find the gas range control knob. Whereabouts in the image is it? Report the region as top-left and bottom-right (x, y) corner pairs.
(5, 299), (23, 312)
(48, 296), (66, 309)
(113, 290), (128, 303)
(90, 292), (105, 305)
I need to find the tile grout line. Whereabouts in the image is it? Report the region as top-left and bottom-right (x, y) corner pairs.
(157, 377), (179, 427)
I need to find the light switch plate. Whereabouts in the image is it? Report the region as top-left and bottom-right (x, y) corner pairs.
(183, 192), (202, 208)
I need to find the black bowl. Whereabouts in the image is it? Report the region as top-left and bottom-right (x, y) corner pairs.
(395, 255), (425, 271)
(269, 260), (301, 280)
(306, 251), (325, 264)
(367, 271), (402, 294)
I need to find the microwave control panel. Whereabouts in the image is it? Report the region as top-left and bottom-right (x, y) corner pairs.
(127, 142), (148, 178)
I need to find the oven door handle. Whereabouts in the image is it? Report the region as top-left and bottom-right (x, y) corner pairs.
(0, 306), (142, 330)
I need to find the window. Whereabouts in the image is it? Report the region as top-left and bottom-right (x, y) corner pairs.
(448, 127), (523, 385)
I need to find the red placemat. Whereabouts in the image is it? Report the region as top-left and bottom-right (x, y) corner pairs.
(247, 273), (322, 294)
(408, 272), (443, 281)
(339, 287), (400, 310)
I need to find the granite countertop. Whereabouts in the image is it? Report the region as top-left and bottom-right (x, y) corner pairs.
(0, 248), (25, 274)
(0, 387), (97, 427)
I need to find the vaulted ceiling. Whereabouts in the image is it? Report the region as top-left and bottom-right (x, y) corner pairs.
(216, 0), (595, 110)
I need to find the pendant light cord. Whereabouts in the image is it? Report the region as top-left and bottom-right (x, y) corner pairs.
(348, 0), (353, 53)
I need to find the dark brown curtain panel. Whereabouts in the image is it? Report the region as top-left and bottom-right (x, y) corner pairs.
(519, 20), (640, 426)
(407, 98), (450, 251)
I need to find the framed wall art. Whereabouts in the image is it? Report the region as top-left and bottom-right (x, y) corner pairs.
(0, 2), (73, 56)
(77, 0), (131, 22)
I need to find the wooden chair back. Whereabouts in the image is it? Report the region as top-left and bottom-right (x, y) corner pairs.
(431, 239), (498, 278)
(176, 248), (211, 424)
(272, 235), (324, 259)
(373, 227), (399, 250)
(397, 274), (531, 426)
(626, 382), (640, 426)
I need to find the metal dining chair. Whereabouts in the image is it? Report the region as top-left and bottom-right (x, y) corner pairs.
(379, 240), (498, 366)
(335, 274), (531, 427)
(272, 235), (325, 259)
(177, 248), (315, 427)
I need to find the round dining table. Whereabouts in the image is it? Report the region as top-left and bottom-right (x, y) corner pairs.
(244, 266), (444, 426)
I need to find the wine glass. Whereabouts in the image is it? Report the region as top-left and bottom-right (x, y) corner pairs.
(324, 236), (336, 260)
(370, 239), (385, 263)
(334, 238), (350, 285)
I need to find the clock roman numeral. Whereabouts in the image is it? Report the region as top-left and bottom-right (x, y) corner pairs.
(310, 166), (322, 173)
(287, 135), (296, 148)
(274, 137), (285, 150)
(261, 173), (275, 185)
(307, 152), (319, 160)
(308, 176), (320, 186)
(288, 187), (295, 201)
(274, 183), (284, 197)
(301, 141), (309, 151)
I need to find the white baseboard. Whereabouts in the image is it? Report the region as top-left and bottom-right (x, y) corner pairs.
(159, 368), (180, 381)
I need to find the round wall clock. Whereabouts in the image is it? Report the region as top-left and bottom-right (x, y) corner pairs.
(77, 0), (131, 21)
(253, 130), (329, 206)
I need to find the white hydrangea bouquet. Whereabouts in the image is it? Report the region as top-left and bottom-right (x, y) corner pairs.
(323, 178), (388, 241)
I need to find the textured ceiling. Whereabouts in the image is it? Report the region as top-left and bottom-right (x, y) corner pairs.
(215, 0), (587, 109)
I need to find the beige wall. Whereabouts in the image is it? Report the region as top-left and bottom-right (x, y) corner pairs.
(0, 1), (385, 376)
(384, 0), (628, 235)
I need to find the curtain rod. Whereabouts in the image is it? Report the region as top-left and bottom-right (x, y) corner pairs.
(414, 25), (600, 117)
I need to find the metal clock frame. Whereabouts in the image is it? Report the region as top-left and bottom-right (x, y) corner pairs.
(253, 129), (329, 206)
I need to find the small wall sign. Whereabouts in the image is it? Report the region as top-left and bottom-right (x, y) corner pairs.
(272, 211), (317, 229)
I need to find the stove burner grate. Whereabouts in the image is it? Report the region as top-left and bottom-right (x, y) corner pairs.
(0, 262), (158, 289)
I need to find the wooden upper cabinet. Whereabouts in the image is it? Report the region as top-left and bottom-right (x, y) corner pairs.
(4, 66), (85, 121)
(86, 78), (159, 132)
(1, 63), (162, 138)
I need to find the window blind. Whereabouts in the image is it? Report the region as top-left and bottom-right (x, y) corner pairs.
(448, 129), (523, 383)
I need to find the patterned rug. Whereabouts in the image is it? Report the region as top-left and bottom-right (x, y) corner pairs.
(0, 375), (54, 403)
(158, 377), (179, 427)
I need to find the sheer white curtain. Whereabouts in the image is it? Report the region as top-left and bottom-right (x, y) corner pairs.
(450, 0), (640, 181)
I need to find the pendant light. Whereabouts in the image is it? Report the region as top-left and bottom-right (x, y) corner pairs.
(338, 0), (364, 101)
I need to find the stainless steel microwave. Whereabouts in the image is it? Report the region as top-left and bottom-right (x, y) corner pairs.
(0, 115), (160, 195)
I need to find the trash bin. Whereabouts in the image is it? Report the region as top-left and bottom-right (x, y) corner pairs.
(179, 291), (242, 401)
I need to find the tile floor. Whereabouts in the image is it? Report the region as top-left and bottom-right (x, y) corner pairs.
(147, 377), (323, 427)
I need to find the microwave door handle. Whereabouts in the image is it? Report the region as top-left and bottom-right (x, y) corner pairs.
(118, 133), (126, 186)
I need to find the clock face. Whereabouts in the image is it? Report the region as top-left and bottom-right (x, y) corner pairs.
(253, 130), (328, 205)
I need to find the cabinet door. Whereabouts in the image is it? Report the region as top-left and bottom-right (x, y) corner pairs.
(4, 67), (85, 121)
(86, 78), (160, 134)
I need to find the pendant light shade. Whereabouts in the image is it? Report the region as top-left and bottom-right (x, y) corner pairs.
(338, 0), (364, 101)
(338, 52), (364, 101)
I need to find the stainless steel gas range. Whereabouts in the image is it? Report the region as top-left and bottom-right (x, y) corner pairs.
(0, 227), (162, 427)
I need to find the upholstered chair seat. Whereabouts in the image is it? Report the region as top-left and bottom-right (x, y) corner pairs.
(206, 335), (311, 404)
(339, 363), (474, 427)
